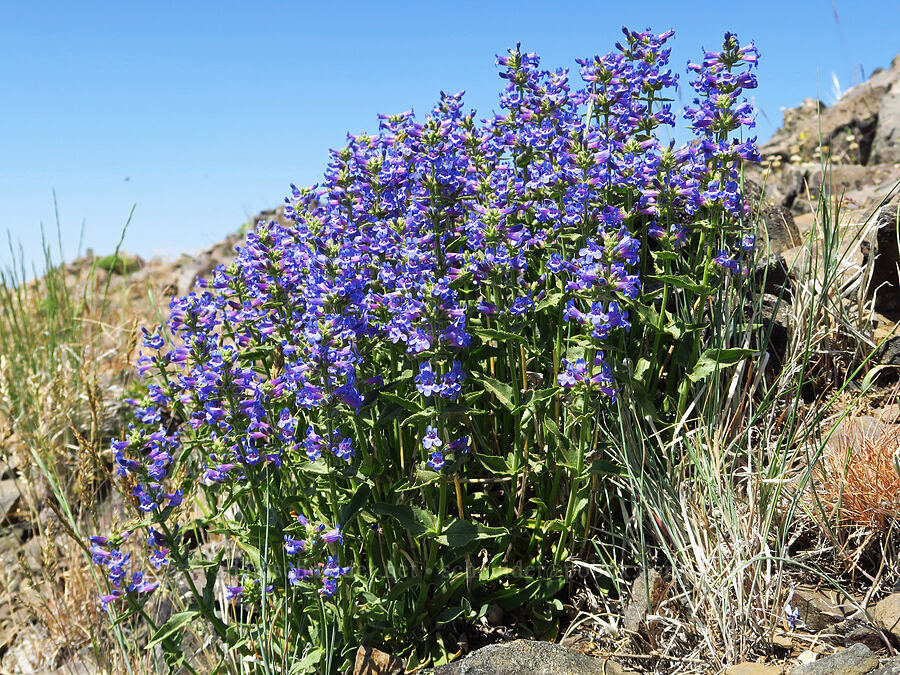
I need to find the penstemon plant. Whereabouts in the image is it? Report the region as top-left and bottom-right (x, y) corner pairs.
(90, 27), (760, 673)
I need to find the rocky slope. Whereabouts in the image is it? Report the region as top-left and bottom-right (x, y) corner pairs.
(747, 53), (900, 238)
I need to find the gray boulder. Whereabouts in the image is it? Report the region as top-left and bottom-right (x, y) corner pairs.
(432, 640), (633, 675)
(790, 643), (879, 674)
(871, 55), (900, 164)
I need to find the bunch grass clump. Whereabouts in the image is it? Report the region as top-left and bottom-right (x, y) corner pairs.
(89, 27), (763, 673)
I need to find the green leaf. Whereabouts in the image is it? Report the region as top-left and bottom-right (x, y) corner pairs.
(542, 417), (570, 453)
(474, 452), (513, 475)
(479, 565), (515, 584)
(298, 460), (331, 475)
(630, 301), (661, 327)
(147, 609), (200, 648)
(664, 315), (706, 340)
(202, 549), (225, 606)
(558, 445), (584, 471)
(437, 518), (507, 548)
(401, 407), (437, 427)
(633, 358), (652, 380)
(588, 459), (623, 476)
(649, 274), (711, 295)
(535, 291), (564, 312)
(379, 392), (422, 413)
(435, 605), (468, 625)
(414, 468), (442, 485)
(373, 502), (435, 537)
(861, 364), (892, 392)
(384, 576), (425, 603)
(513, 386), (558, 414)
(291, 647), (324, 673)
(463, 390), (485, 405)
(688, 347), (756, 382)
(478, 374), (516, 412)
(542, 519), (568, 533)
(236, 540), (261, 570)
(432, 573), (469, 607)
(472, 327), (528, 345)
(339, 483), (371, 526)
(490, 578), (542, 610)
(663, 316), (685, 340)
(443, 403), (488, 418)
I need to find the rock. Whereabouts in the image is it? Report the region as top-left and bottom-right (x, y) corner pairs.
(751, 163), (808, 211)
(431, 640), (634, 675)
(798, 651), (820, 665)
(827, 618), (887, 651)
(808, 164), (878, 192)
(746, 54), (900, 236)
(758, 293), (791, 368)
(790, 587), (845, 632)
(771, 633), (795, 650)
(623, 568), (667, 635)
(790, 643), (879, 675)
(753, 254), (792, 297)
(873, 656), (900, 674)
(0, 479), (19, 524)
(353, 645), (404, 675)
(47, 649), (100, 675)
(862, 202), (900, 318)
(871, 593), (900, 641)
(871, 64), (900, 164)
(726, 663), (786, 674)
(804, 164), (887, 210)
(20, 536), (45, 574)
(0, 625), (55, 674)
(761, 58), (895, 166)
(873, 336), (900, 369)
(744, 179), (802, 254)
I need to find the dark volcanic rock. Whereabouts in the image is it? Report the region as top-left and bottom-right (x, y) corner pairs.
(758, 293), (791, 368)
(744, 179), (802, 253)
(872, 336), (900, 373)
(828, 618), (886, 651)
(862, 202), (900, 317)
(752, 254), (791, 297)
(791, 587), (845, 632)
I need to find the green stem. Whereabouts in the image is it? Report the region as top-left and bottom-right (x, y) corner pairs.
(159, 521), (230, 643)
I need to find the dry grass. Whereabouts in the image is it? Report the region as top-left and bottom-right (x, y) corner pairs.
(0, 226), (164, 672)
(817, 416), (900, 533)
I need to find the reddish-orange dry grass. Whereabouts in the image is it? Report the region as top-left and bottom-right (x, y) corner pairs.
(817, 419), (900, 533)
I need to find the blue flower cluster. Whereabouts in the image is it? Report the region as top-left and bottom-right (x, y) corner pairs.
(90, 27), (759, 610)
(283, 514), (351, 597)
(89, 535), (159, 606)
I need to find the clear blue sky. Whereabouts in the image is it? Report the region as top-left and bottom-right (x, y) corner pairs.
(2, 0), (898, 271)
